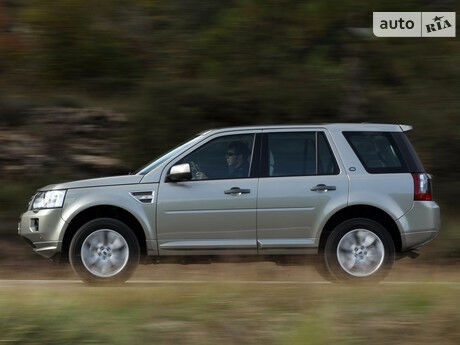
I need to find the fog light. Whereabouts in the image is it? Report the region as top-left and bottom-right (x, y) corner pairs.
(30, 218), (39, 232)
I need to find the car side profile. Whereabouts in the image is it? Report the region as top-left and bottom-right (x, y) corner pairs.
(19, 124), (440, 284)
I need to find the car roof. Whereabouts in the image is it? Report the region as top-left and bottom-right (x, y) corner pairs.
(204, 123), (410, 135)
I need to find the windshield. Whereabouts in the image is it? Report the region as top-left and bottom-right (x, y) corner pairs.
(136, 133), (207, 175)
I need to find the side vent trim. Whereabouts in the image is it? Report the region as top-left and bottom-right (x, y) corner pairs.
(130, 191), (155, 204)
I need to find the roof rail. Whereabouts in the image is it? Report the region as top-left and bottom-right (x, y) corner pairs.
(399, 124), (413, 132)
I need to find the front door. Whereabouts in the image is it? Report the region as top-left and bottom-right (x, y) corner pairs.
(156, 132), (259, 255)
(257, 130), (349, 254)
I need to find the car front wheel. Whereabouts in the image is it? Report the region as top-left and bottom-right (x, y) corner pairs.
(69, 218), (140, 285)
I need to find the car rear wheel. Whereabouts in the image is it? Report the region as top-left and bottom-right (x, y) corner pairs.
(69, 218), (140, 285)
(323, 218), (395, 282)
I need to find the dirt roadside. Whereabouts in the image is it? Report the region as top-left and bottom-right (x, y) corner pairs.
(1, 236), (459, 282)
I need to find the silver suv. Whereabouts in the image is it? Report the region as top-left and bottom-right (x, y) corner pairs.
(19, 124), (440, 284)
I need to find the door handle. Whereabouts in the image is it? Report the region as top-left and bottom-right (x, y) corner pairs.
(310, 184), (336, 192)
(225, 187), (251, 195)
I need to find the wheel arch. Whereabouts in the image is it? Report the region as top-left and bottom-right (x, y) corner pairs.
(318, 205), (402, 253)
(61, 205), (148, 262)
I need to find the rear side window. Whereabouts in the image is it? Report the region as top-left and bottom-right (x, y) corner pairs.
(266, 132), (316, 176)
(343, 131), (408, 173)
(261, 131), (339, 177)
(317, 132), (339, 175)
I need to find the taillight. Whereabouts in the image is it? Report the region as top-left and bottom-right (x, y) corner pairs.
(412, 173), (432, 201)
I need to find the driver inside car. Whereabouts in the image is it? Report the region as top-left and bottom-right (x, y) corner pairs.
(194, 141), (250, 180)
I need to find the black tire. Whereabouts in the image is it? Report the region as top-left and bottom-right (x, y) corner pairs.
(323, 218), (395, 282)
(69, 218), (140, 285)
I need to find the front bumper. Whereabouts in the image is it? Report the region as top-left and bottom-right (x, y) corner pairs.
(397, 201), (441, 251)
(18, 208), (67, 259)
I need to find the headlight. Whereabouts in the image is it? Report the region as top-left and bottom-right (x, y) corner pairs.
(32, 190), (66, 210)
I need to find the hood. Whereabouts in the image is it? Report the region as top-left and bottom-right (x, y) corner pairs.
(40, 175), (143, 191)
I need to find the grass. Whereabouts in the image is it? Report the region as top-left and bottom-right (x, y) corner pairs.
(0, 282), (459, 345)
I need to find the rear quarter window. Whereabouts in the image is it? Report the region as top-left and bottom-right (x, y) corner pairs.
(343, 131), (408, 174)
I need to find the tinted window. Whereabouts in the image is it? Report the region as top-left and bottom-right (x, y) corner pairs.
(178, 134), (254, 180)
(393, 132), (425, 173)
(266, 132), (316, 177)
(317, 132), (339, 175)
(343, 131), (407, 173)
(262, 132), (339, 177)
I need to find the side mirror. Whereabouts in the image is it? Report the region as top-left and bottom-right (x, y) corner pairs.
(167, 163), (192, 182)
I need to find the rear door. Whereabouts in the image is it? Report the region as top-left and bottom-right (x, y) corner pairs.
(257, 129), (349, 254)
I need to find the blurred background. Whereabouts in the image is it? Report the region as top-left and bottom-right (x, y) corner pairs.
(0, 1), (459, 344)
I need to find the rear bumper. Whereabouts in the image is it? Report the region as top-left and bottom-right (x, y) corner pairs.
(397, 201), (441, 251)
(18, 208), (66, 259)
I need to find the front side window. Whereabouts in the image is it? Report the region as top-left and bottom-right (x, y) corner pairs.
(343, 131), (407, 173)
(262, 131), (339, 177)
(178, 134), (255, 180)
